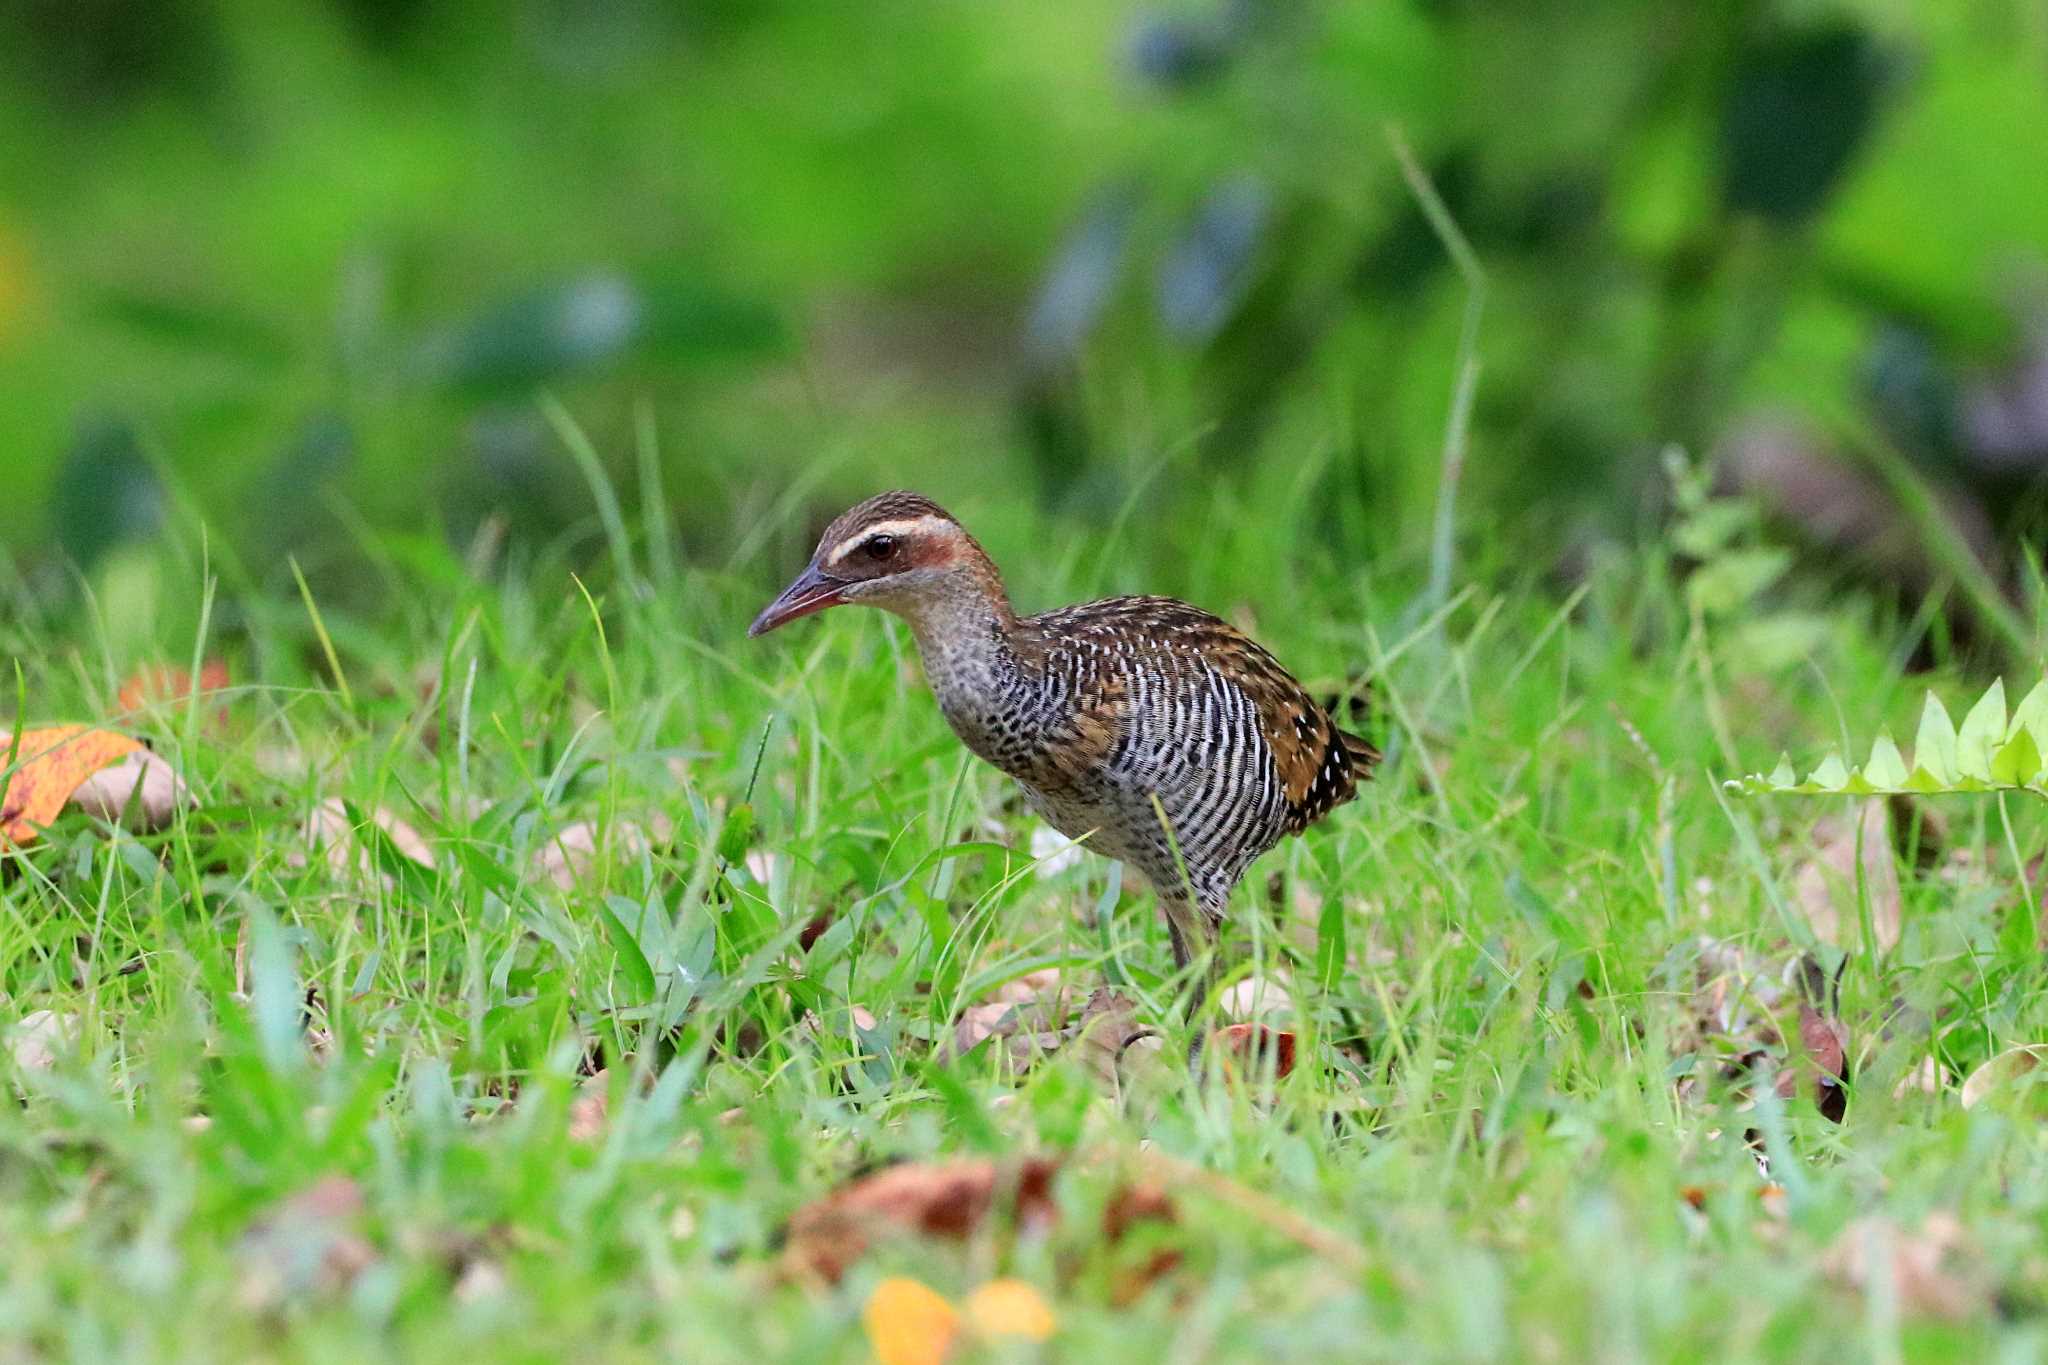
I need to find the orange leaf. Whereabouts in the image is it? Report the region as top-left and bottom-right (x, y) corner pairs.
(1, 727), (144, 845)
(963, 1278), (1056, 1342)
(116, 660), (231, 731)
(1211, 1022), (1298, 1079)
(863, 1277), (960, 1365)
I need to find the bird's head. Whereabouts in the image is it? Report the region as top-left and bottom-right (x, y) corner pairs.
(748, 491), (995, 637)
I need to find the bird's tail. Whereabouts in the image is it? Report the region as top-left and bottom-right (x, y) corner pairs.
(1339, 728), (1382, 779)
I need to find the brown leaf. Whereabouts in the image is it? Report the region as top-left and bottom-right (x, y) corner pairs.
(0, 726), (145, 845)
(782, 1156), (1062, 1286)
(780, 1155), (1178, 1290)
(1793, 800), (1901, 952)
(1823, 1213), (1981, 1320)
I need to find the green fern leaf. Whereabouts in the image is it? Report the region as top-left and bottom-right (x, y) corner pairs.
(1914, 692), (1959, 785)
(1864, 732), (1909, 789)
(1956, 678), (2007, 781)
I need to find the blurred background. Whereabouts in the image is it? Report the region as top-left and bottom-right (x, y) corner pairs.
(2, 0), (2045, 641)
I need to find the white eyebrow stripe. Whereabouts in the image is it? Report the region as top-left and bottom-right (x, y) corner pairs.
(823, 516), (945, 566)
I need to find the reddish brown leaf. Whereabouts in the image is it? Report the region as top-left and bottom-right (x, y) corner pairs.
(782, 1157), (1061, 1285)
(781, 1155), (1178, 1290)
(1210, 1022), (1297, 1080)
(115, 659), (230, 724)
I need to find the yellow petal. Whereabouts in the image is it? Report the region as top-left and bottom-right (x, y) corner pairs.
(964, 1278), (1056, 1342)
(863, 1276), (960, 1365)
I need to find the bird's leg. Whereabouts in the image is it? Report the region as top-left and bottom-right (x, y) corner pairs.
(1161, 895), (1221, 1070)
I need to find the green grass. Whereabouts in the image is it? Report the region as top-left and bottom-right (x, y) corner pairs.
(4, 468), (2048, 1363)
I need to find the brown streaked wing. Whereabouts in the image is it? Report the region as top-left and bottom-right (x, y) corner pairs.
(1026, 596), (1376, 833)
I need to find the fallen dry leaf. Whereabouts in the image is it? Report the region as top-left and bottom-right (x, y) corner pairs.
(781, 1155), (1176, 1290)
(1773, 1001), (1850, 1123)
(297, 798), (433, 880)
(533, 816), (674, 890)
(1218, 974), (1294, 1023)
(783, 1157), (1060, 1286)
(948, 982), (1151, 1092)
(1960, 1044), (2048, 1111)
(1822, 1212), (1981, 1321)
(452, 1257), (508, 1305)
(115, 659), (231, 728)
(1209, 1023), (1298, 1081)
(1793, 800), (1901, 952)
(1892, 1056), (1951, 1099)
(863, 1277), (959, 1365)
(67, 747), (187, 832)
(8, 1008), (76, 1072)
(569, 1070), (610, 1143)
(961, 1278), (1057, 1342)
(1, 726), (147, 844)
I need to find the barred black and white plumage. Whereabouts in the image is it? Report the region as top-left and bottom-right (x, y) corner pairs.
(749, 491), (1378, 1015)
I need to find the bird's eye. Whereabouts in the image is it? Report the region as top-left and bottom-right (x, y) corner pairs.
(862, 534), (898, 562)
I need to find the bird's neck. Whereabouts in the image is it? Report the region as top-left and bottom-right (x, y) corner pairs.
(895, 571), (1044, 766)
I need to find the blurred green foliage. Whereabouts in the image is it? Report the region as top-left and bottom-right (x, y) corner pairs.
(1, 0), (2045, 595)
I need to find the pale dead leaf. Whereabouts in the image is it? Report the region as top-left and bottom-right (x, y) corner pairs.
(296, 798), (433, 879)
(67, 747), (187, 832)
(569, 1069), (610, 1143)
(1892, 1056), (1951, 1099)
(9, 1008), (76, 1072)
(1218, 974), (1294, 1023)
(1960, 1045), (2048, 1110)
(452, 1258), (507, 1305)
(1793, 800), (1901, 951)
(1823, 1213), (1980, 1320)
(533, 817), (671, 890)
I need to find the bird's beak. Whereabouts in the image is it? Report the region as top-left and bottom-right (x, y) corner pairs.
(748, 562), (851, 637)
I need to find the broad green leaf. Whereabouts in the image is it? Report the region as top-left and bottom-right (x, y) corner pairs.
(1956, 678), (2007, 781)
(1686, 547), (1792, 616)
(1913, 693), (1959, 785)
(1992, 727), (2044, 787)
(2013, 679), (2048, 749)
(1807, 753), (1849, 789)
(1864, 732), (1908, 788)
(596, 894), (658, 1001)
